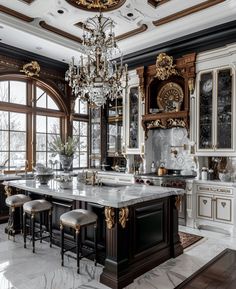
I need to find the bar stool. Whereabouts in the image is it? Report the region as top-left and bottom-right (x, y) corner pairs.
(23, 199), (52, 253)
(5, 194), (31, 241)
(60, 209), (98, 273)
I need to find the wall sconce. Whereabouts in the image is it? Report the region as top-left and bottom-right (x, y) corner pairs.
(188, 78), (195, 95)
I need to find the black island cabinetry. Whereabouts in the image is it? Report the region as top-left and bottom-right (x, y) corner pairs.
(4, 181), (183, 289)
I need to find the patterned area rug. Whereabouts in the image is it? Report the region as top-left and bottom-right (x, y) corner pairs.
(179, 231), (203, 249)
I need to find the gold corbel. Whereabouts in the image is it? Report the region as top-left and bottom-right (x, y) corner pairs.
(105, 207), (115, 229)
(175, 195), (183, 211)
(4, 185), (12, 197)
(20, 61), (40, 77)
(188, 78), (195, 95)
(119, 207), (129, 229)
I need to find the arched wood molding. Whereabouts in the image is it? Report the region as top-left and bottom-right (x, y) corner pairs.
(153, 0), (226, 26)
(116, 24), (148, 41)
(20, 0), (36, 4)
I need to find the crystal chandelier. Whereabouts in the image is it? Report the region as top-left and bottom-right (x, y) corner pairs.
(65, 12), (128, 108)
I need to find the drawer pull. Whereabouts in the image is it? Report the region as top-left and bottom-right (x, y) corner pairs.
(203, 200), (207, 205)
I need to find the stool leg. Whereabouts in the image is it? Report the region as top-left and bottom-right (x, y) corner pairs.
(39, 212), (42, 243)
(60, 223), (64, 267)
(76, 227), (80, 274)
(23, 211), (27, 248)
(94, 222), (98, 266)
(49, 209), (52, 247)
(32, 214), (35, 253)
(20, 206), (23, 234)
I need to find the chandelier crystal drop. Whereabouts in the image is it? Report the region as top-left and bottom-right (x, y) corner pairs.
(65, 12), (128, 108)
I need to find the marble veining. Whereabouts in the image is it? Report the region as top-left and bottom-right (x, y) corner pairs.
(0, 223), (234, 289)
(3, 179), (183, 208)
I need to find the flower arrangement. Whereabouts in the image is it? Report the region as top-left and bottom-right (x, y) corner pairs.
(49, 136), (78, 157)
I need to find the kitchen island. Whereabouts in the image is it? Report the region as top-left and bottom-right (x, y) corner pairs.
(4, 179), (184, 289)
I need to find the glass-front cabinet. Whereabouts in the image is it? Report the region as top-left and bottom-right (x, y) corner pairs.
(196, 67), (234, 155)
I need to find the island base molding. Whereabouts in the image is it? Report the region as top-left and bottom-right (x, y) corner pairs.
(100, 243), (182, 289)
(100, 196), (183, 289)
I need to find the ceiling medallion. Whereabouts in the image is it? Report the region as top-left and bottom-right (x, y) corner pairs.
(155, 52), (178, 80)
(66, 0), (126, 11)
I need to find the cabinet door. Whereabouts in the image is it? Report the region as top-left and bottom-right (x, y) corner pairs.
(216, 69), (233, 150)
(215, 197), (232, 223)
(197, 195), (213, 219)
(128, 86), (139, 149)
(198, 72), (214, 150)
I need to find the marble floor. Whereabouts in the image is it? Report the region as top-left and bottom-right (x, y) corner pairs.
(0, 224), (234, 289)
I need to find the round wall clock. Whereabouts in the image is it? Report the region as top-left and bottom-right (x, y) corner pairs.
(157, 82), (184, 112)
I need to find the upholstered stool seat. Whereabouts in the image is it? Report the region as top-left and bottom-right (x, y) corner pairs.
(60, 209), (98, 273)
(6, 194), (31, 208)
(5, 194), (31, 241)
(23, 199), (52, 253)
(23, 199), (52, 214)
(60, 209), (97, 228)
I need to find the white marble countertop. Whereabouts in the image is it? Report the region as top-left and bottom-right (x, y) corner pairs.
(3, 179), (184, 208)
(0, 175), (22, 181)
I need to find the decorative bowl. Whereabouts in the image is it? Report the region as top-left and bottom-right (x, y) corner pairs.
(218, 173), (231, 182)
(35, 173), (54, 185)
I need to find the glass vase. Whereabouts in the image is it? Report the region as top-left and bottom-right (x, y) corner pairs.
(59, 155), (73, 172)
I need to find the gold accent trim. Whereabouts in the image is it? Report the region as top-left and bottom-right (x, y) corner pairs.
(175, 195), (182, 211)
(105, 207), (115, 229)
(20, 61), (40, 77)
(215, 197), (232, 222)
(146, 118), (187, 130)
(119, 207), (129, 228)
(66, 0), (126, 11)
(157, 82), (184, 112)
(155, 53), (178, 80)
(4, 185), (12, 197)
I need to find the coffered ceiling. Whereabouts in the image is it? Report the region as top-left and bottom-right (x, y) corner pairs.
(0, 0), (235, 64)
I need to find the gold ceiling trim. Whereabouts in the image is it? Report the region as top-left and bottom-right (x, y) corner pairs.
(0, 4), (34, 22)
(39, 21), (83, 44)
(153, 0), (226, 26)
(66, 0), (126, 12)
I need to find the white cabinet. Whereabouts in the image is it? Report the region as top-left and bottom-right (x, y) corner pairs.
(123, 69), (144, 155)
(194, 44), (236, 156)
(195, 182), (235, 235)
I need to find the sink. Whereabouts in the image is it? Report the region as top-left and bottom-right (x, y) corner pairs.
(101, 182), (129, 187)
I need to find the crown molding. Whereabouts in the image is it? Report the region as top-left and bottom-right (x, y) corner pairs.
(124, 20), (236, 69)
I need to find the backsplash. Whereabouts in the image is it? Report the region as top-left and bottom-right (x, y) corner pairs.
(151, 127), (196, 173)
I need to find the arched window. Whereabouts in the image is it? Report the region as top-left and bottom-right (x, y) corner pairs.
(0, 76), (70, 171)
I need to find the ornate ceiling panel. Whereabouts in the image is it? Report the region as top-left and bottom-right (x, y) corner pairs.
(65, 0), (126, 12)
